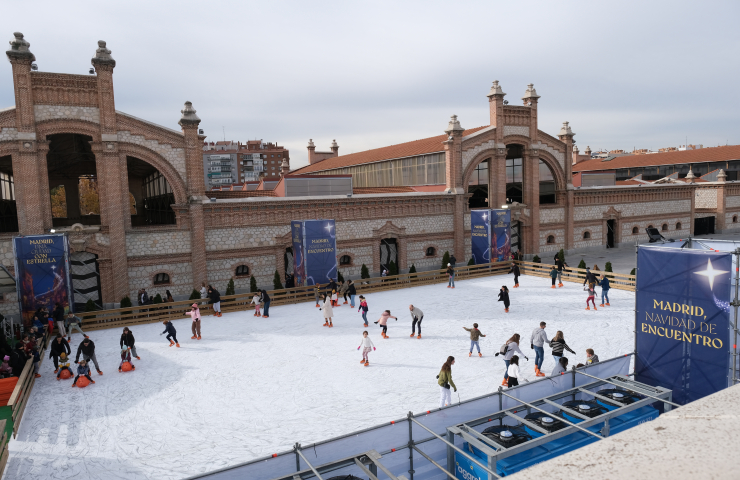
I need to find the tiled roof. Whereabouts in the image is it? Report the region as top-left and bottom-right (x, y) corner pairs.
(573, 145), (740, 172)
(293, 126), (488, 174)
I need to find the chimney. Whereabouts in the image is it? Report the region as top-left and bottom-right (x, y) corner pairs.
(280, 158), (290, 176)
(307, 139), (316, 164)
(330, 139), (339, 157)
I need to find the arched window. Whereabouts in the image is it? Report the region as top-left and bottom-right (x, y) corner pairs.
(583, 231), (591, 240)
(539, 160), (556, 204)
(426, 247), (436, 257)
(505, 145), (524, 204)
(661, 224), (668, 231)
(153, 273), (170, 285)
(339, 255), (352, 265)
(546, 235), (555, 244)
(734, 215), (738, 224)
(235, 265), (249, 276)
(647, 225), (654, 229)
(632, 226), (639, 234)
(676, 222), (682, 230)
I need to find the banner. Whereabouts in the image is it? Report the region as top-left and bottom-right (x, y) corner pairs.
(491, 209), (511, 262)
(298, 219), (337, 286)
(13, 234), (73, 326)
(635, 247), (731, 405)
(470, 210), (491, 265)
(291, 221), (305, 287)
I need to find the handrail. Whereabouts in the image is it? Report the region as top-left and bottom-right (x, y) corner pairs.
(7, 330), (51, 440)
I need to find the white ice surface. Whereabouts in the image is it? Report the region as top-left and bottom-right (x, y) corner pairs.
(5, 274), (635, 480)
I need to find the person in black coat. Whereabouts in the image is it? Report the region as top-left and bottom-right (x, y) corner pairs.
(582, 267), (597, 286)
(49, 334), (71, 372)
(449, 255), (457, 267)
(347, 280), (357, 308)
(120, 327), (139, 360)
(207, 285), (222, 317)
(161, 320), (179, 347)
(328, 279), (338, 295)
(75, 338), (102, 375)
(508, 262), (520, 287)
(498, 286), (511, 313)
(9, 344), (28, 377)
(261, 289), (271, 318)
(53, 303), (66, 337)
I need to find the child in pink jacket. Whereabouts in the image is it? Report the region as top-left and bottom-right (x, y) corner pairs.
(185, 303), (202, 340)
(373, 310), (397, 338)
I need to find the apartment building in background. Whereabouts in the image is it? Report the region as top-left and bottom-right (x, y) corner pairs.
(203, 140), (290, 188)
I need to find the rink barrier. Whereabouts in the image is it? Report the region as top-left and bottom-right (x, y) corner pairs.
(76, 261), (512, 331)
(517, 261), (636, 291)
(0, 420), (6, 477)
(185, 354), (634, 480)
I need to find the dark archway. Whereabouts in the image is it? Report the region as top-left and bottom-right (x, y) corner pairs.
(505, 145), (524, 204)
(380, 238), (398, 272)
(0, 155), (18, 233)
(127, 156), (176, 226)
(468, 159), (489, 209)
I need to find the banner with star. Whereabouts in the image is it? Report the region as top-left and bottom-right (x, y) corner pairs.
(635, 246), (731, 405)
(299, 220), (337, 287)
(470, 210), (491, 265)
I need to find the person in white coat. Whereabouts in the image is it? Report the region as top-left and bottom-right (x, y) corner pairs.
(507, 355), (522, 388)
(321, 294), (334, 327)
(357, 331), (376, 366)
(495, 333), (529, 386)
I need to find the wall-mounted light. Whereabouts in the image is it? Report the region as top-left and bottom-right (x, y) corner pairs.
(89, 68), (95, 75)
(199, 129), (204, 134)
(31, 63), (38, 71)
(50, 229), (56, 233)
(501, 205), (508, 209)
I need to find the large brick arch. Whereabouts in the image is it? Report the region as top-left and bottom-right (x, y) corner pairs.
(119, 143), (188, 205)
(35, 119), (102, 142)
(462, 148), (496, 190)
(536, 149), (566, 191)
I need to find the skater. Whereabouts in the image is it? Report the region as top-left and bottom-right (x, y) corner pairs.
(464, 323), (486, 357)
(582, 267), (597, 286)
(251, 291), (262, 316)
(598, 274), (611, 307)
(49, 334), (71, 372)
(409, 304), (424, 339)
(328, 278), (338, 295)
(321, 293), (334, 327)
(56, 352), (73, 380)
(161, 320), (180, 347)
(530, 321), (550, 377)
(31, 345), (41, 378)
(165, 290), (175, 303)
(495, 333), (528, 386)
(498, 286), (510, 312)
(75, 338), (103, 375)
(118, 347), (136, 372)
(586, 348), (599, 364)
(552, 357), (569, 376)
(549, 266), (558, 288)
(340, 280), (349, 305)
(586, 283), (597, 310)
(200, 282), (208, 301)
(450, 254), (457, 267)
(507, 355), (522, 388)
(185, 303), (202, 340)
(331, 289), (339, 307)
(374, 310), (397, 339)
(72, 359), (95, 387)
(120, 327), (139, 360)
(556, 257), (568, 287)
(53, 302), (66, 337)
(314, 283), (322, 307)
(550, 330), (575, 365)
(357, 330), (376, 366)
(348, 280), (357, 308)
(358, 295), (369, 326)
(446, 263), (455, 288)
(437, 356), (457, 408)
(508, 262), (520, 287)
(208, 285), (222, 317)
(261, 289), (271, 318)
(65, 312), (88, 341)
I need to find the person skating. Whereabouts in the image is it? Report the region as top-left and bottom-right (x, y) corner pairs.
(450, 254), (457, 267)
(49, 334), (71, 373)
(549, 266), (558, 288)
(120, 327), (140, 360)
(374, 310), (397, 339)
(118, 347), (136, 372)
(598, 274), (611, 307)
(331, 289), (339, 307)
(314, 283), (322, 307)
(586, 348), (599, 364)
(261, 289), (271, 318)
(409, 304), (424, 339)
(348, 280), (357, 308)
(507, 355), (523, 388)
(320, 293), (334, 327)
(56, 352), (73, 380)
(357, 330), (376, 366)
(31, 345), (41, 378)
(498, 286), (510, 312)
(53, 303), (66, 337)
(200, 282), (208, 301)
(586, 283), (597, 310)
(185, 303), (202, 340)
(495, 334), (528, 386)
(582, 267), (597, 286)
(251, 292), (262, 316)
(552, 357), (569, 376)
(556, 257), (568, 287)
(464, 323), (486, 357)
(530, 321), (550, 377)
(437, 356), (456, 408)
(208, 285), (222, 317)
(75, 338), (103, 375)
(340, 280), (349, 305)
(550, 330), (575, 365)
(508, 262), (520, 287)
(161, 320), (180, 347)
(71, 359), (95, 387)
(328, 278), (338, 295)
(446, 264), (455, 288)
(358, 295), (369, 327)
(65, 312), (88, 341)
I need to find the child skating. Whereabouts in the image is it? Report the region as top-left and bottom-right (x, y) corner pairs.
(358, 295), (369, 327)
(72, 359), (95, 387)
(507, 355), (523, 388)
(56, 352), (73, 380)
(161, 320), (180, 347)
(508, 262), (520, 287)
(374, 310), (397, 339)
(598, 274), (611, 307)
(549, 266), (558, 288)
(185, 303), (202, 340)
(464, 323), (486, 357)
(321, 293), (334, 327)
(119, 347), (136, 372)
(498, 286), (510, 312)
(586, 283), (597, 310)
(357, 331), (376, 366)
(251, 292), (262, 316)
(331, 289), (339, 307)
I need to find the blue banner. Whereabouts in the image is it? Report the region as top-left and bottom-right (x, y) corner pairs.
(291, 221), (305, 287)
(635, 247), (731, 405)
(13, 234), (73, 326)
(491, 209), (511, 262)
(301, 219), (337, 286)
(470, 210), (491, 265)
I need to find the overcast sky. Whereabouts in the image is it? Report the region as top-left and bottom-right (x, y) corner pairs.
(2, 1), (738, 168)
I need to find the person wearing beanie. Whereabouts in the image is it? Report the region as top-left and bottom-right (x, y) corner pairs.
(185, 303), (202, 340)
(446, 263), (455, 288)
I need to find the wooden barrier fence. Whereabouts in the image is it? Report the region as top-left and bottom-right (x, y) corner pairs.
(517, 261), (636, 291)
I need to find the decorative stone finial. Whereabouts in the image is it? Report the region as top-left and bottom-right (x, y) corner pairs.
(573, 145), (579, 153)
(307, 139), (315, 148)
(445, 115), (464, 133)
(685, 168), (696, 183)
(331, 139), (338, 148)
(487, 80), (506, 97)
(558, 121), (574, 137)
(178, 101), (201, 126)
(717, 169), (727, 183)
(91, 40), (115, 68)
(6, 32), (35, 62)
(585, 145), (592, 155)
(522, 83), (540, 100)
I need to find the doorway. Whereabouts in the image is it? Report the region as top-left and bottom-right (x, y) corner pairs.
(284, 247), (295, 288)
(694, 216), (715, 236)
(379, 238), (398, 272)
(607, 219), (616, 248)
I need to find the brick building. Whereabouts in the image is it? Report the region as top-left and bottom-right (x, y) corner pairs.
(1, 32), (739, 317)
(203, 140), (289, 185)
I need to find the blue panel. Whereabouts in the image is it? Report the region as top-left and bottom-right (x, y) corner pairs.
(491, 209), (511, 262)
(470, 210), (491, 265)
(302, 219), (338, 286)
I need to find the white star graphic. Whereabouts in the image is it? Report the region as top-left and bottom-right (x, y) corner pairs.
(693, 258), (729, 291)
(324, 223), (333, 233)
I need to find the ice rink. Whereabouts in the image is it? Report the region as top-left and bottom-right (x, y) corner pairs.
(5, 274), (635, 480)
